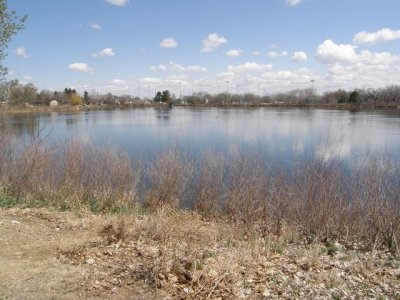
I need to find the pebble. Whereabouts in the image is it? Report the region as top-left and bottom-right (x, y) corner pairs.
(86, 258), (95, 265)
(11, 220), (20, 225)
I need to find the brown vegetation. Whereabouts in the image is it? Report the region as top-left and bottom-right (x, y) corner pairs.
(0, 133), (399, 255)
(1, 208), (399, 299)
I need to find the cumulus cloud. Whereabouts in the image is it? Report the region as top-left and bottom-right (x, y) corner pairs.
(141, 77), (161, 84)
(357, 50), (400, 65)
(105, 0), (129, 6)
(285, 0), (302, 6)
(92, 48), (115, 58)
(316, 39), (400, 66)
(227, 62), (273, 73)
(353, 28), (400, 44)
(68, 63), (94, 73)
(216, 71), (236, 79)
(261, 68), (316, 87)
(170, 63), (186, 72)
(110, 79), (127, 86)
(291, 51), (308, 62)
(166, 74), (188, 80)
(201, 33), (228, 52)
(160, 37), (178, 49)
(315, 40), (357, 64)
(267, 50), (288, 58)
(89, 22), (102, 30)
(313, 38), (400, 90)
(149, 63), (207, 72)
(15, 47), (28, 58)
(187, 65), (207, 72)
(226, 49), (242, 57)
(105, 79), (129, 92)
(149, 64), (167, 72)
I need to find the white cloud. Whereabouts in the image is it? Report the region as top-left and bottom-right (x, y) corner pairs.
(316, 39), (400, 66)
(141, 77), (161, 84)
(160, 37), (178, 49)
(68, 63), (94, 73)
(226, 49), (242, 58)
(89, 22), (102, 30)
(170, 63), (186, 72)
(105, 0), (129, 6)
(166, 74), (188, 80)
(261, 68), (316, 88)
(110, 79), (127, 86)
(315, 40), (357, 64)
(216, 71), (236, 79)
(291, 51), (308, 62)
(313, 38), (400, 90)
(267, 50), (288, 58)
(23, 76), (32, 81)
(357, 50), (400, 65)
(187, 65), (207, 72)
(105, 79), (129, 91)
(201, 33), (228, 52)
(227, 62), (273, 73)
(149, 63), (207, 73)
(92, 48), (115, 58)
(253, 51), (260, 56)
(149, 64), (167, 72)
(285, 0), (302, 6)
(353, 28), (400, 44)
(15, 47), (28, 58)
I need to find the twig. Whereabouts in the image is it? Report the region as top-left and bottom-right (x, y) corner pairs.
(206, 273), (227, 299)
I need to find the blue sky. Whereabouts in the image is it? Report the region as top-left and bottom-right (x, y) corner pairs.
(5, 0), (400, 97)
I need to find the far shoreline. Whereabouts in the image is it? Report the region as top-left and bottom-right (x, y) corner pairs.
(1, 102), (399, 114)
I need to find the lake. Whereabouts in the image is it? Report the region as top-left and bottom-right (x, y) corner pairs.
(1, 107), (400, 163)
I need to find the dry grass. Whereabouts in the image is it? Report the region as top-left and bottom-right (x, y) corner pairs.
(1, 206), (400, 299)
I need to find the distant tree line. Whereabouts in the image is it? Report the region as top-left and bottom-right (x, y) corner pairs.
(1, 80), (400, 107)
(0, 81), (144, 106)
(183, 85), (400, 106)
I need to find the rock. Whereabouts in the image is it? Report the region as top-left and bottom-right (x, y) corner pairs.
(86, 258), (95, 265)
(11, 220), (20, 225)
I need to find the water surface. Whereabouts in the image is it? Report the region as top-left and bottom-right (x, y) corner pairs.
(1, 107), (400, 162)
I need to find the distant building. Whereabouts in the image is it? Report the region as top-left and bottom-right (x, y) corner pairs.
(49, 100), (59, 107)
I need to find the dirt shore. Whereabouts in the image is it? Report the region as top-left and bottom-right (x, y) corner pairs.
(1, 208), (399, 299)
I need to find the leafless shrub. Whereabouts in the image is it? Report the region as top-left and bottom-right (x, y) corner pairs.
(144, 150), (194, 209)
(193, 151), (225, 216)
(223, 153), (268, 222)
(0, 133), (399, 253)
(61, 140), (138, 211)
(354, 157), (400, 252)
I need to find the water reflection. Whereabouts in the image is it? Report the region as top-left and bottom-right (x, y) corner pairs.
(1, 108), (399, 162)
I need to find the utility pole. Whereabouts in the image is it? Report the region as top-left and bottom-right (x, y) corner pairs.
(310, 80), (315, 105)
